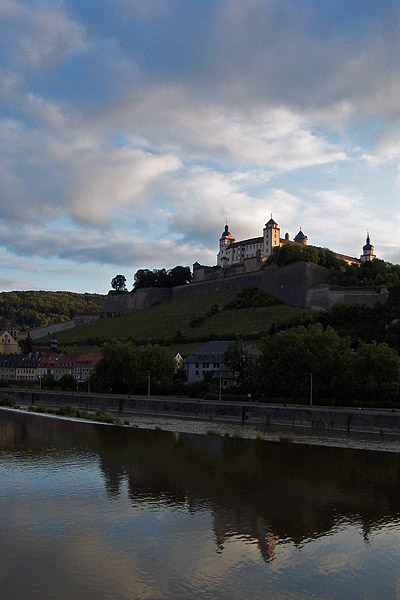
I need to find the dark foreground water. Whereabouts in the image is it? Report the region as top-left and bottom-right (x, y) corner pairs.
(1, 410), (400, 600)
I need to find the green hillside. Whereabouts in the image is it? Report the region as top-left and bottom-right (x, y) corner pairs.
(36, 288), (313, 350)
(0, 291), (104, 330)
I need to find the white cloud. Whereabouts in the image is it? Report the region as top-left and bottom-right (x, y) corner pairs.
(98, 86), (347, 170)
(68, 148), (182, 225)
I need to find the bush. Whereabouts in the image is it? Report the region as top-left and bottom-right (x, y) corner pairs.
(0, 394), (16, 407)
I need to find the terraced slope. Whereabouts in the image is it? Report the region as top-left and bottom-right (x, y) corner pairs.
(37, 288), (313, 347)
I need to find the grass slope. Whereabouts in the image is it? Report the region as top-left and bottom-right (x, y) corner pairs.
(37, 288), (313, 350)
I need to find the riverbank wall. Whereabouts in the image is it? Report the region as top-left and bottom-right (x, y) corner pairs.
(5, 389), (400, 436)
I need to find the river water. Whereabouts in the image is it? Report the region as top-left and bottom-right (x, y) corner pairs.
(1, 409), (400, 600)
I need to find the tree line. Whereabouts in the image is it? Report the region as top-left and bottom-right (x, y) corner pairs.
(111, 266), (192, 292)
(87, 325), (400, 407)
(223, 325), (400, 407)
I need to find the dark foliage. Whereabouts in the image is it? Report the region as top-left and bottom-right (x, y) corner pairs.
(267, 244), (346, 270)
(0, 291), (104, 331)
(111, 275), (127, 292)
(224, 287), (282, 309)
(134, 266), (192, 289)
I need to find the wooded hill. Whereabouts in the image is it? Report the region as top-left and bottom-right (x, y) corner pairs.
(0, 291), (104, 330)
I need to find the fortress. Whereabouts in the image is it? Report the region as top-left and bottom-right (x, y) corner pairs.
(101, 215), (384, 315)
(216, 216), (375, 269)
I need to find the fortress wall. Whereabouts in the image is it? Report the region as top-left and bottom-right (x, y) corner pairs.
(305, 286), (382, 311)
(131, 287), (172, 310)
(172, 271), (265, 298)
(100, 291), (136, 314)
(18, 315), (100, 341)
(101, 288), (172, 314)
(258, 262), (330, 307)
(174, 262), (331, 307)
(100, 263), (384, 314)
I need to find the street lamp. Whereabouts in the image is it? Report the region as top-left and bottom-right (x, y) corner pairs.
(308, 372), (313, 406)
(145, 371), (151, 397)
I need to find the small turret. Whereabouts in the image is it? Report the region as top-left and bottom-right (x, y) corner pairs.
(294, 229), (308, 245)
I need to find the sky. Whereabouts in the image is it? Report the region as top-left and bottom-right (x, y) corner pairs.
(1, 0), (400, 294)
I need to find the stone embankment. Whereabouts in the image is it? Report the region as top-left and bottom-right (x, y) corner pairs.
(6, 389), (400, 436)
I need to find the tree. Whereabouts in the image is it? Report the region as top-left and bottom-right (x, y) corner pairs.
(133, 266), (192, 289)
(169, 266), (192, 287)
(91, 341), (176, 394)
(41, 374), (57, 390)
(134, 269), (158, 289)
(223, 340), (256, 391)
(256, 324), (354, 404)
(351, 341), (400, 404)
(57, 374), (77, 392)
(267, 244), (346, 270)
(111, 275), (127, 292)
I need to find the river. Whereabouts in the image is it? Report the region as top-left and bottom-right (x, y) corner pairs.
(1, 409), (400, 599)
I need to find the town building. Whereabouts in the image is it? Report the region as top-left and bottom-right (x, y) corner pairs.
(73, 353), (102, 382)
(0, 352), (102, 383)
(0, 330), (21, 354)
(183, 341), (234, 385)
(183, 341), (260, 386)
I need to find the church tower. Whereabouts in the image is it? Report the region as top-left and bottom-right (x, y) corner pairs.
(360, 233), (376, 262)
(217, 224), (235, 267)
(263, 217), (280, 257)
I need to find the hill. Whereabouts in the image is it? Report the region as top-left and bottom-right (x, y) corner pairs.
(35, 288), (314, 351)
(0, 291), (105, 331)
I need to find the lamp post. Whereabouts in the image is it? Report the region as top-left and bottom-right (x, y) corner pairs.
(219, 369), (222, 402)
(145, 371), (151, 397)
(308, 372), (313, 407)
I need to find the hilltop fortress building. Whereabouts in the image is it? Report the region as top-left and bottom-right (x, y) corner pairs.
(217, 217), (375, 268)
(101, 215), (383, 316)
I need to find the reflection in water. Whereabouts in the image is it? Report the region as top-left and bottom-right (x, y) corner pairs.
(1, 409), (400, 600)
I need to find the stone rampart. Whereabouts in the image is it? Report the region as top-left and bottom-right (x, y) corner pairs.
(100, 262), (384, 314)
(305, 285), (384, 310)
(173, 262), (331, 307)
(101, 288), (172, 315)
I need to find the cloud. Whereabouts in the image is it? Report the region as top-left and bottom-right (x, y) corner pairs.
(96, 86), (347, 169)
(0, 277), (33, 290)
(0, 0), (87, 73)
(68, 148), (182, 226)
(0, 223), (210, 269)
(0, 0), (400, 292)
(162, 167), (302, 247)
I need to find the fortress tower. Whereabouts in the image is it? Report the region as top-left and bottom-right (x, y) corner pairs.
(263, 217), (280, 257)
(360, 233), (376, 262)
(217, 224), (235, 267)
